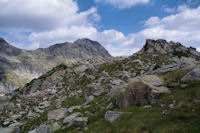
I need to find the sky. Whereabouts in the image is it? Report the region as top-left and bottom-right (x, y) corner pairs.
(0, 0), (200, 56)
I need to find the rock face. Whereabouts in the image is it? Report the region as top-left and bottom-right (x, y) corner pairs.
(0, 38), (111, 94)
(140, 39), (200, 60)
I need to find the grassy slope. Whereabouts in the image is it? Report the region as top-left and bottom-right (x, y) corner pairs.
(83, 68), (200, 133)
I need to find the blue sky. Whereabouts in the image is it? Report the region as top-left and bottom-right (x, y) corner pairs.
(0, 0), (200, 56)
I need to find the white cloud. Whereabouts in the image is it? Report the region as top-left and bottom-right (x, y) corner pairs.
(197, 48), (200, 52)
(163, 6), (176, 13)
(95, 0), (150, 9)
(0, 0), (99, 31)
(138, 6), (200, 48)
(0, 1), (200, 57)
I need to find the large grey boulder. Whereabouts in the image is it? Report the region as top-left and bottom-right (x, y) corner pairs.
(181, 67), (200, 81)
(47, 108), (67, 121)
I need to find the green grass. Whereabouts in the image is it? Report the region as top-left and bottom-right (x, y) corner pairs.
(84, 69), (200, 133)
(173, 51), (189, 58)
(61, 96), (86, 108)
(20, 111), (48, 133)
(159, 68), (192, 85)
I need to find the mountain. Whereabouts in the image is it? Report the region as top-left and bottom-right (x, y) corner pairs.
(37, 38), (111, 59)
(0, 39), (199, 132)
(0, 38), (111, 94)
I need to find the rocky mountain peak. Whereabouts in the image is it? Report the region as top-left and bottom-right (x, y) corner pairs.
(139, 39), (200, 59)
(38, 38), (111, 59)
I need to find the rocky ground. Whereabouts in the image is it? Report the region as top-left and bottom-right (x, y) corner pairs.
(0, 39), (200, 133)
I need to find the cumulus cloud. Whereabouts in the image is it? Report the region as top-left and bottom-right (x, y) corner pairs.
(95, 0), (150, 9)
(141, 6), (200, 46)
(0, 0), (200, 57)
(162, 6), (176, 13)
(0, 0), (100, 32)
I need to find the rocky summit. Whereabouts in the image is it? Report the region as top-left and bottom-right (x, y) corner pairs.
(0, 39), (200, 133)
(0, 38), (111, 94)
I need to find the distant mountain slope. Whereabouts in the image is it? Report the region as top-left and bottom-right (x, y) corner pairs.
(37, 38), (111, 59)
(0, 38), (111, 94)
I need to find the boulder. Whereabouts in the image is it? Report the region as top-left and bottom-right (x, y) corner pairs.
(142, 75), (164, 86)
(73, 117), (88, 126)
(75, 65), (88, 74)
(68, 105), (82, 113)
(110, 79), (123, 86)
(105, 111), (124, 122)
(84, 84), (104, 96)
(181, 67), (200, 81)
(63, 112), (82, 124)
(37, 125), (52, 133)
(0, 127), (15, 133)
(141, 75), (170, 94)
(116, 82), (152, 109)
(48, 108), (67, 121)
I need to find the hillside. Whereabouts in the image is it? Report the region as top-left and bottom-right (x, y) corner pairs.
(0, 38), (111, 94)
(0, 39), (199, 133)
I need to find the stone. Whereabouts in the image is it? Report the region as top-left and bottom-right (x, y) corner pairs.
(73, 117), (88, 126)
(68, 105), (82, 113)
(52, 122), (61, 132)
(110, 79), (123, 86)
(106, 102), (113, 110)
(105, 111), (124, 122)
(151, 86), (170, 94)
(142, 75), (164, 86)
(28, 129), (37, 133)
(168, 82), (179, 88)
(48, 108), (67, 121)
(87, 95), (94, 102)
(180, 84), (188, 88)
(37, 124), (52, 133)
(3, 121), (10, 126)
(181, 67), (200, 81)
(169, 104), (174, 109)
(84, 84), (104, 96)
(75, 65), (88, 74)
(116, 82), (153, 109)
(63, 112), (82, 124)
(141, 75), (170, 94)
(0, 103), (4, 112)
(39, 101), (50, 109)
(0, 127), (15, 133)
(193, 99), (200, 103)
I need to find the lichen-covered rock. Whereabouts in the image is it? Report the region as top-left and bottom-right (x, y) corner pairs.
(63, 112), (82, 124)
(47, 108), (67, 121)
(73, 117), (88, 126)
(116, 82), (152, 109)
